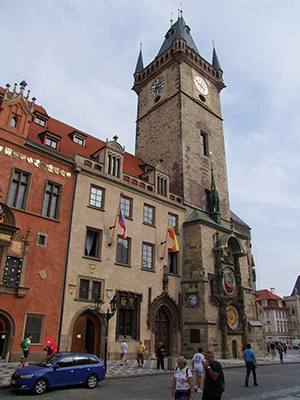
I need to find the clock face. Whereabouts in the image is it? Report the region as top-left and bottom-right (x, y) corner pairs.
(222, 268), (236, 296)
(226, 305), (239, 330)
(151, 76), (165, 96)
(187, 294), (198, 306)
(194, 75), (209, 95)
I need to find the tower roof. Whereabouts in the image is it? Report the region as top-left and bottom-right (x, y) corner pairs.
(157, 16), (199, 57)
(135, 45), (144, 73)
(212, 44), (222, 70)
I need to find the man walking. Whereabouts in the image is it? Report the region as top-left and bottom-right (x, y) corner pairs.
(202, 350), (224, 400)
(20, 335), (32, 367)
(192, 347), (205, 393)
(137, 340), (146, 367)
(243, 343), (258, 387)
(120, 339), (128, 365)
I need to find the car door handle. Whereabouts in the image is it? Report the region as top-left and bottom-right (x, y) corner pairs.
(70, 370), (74, 373)
(86, 368), (90, 371)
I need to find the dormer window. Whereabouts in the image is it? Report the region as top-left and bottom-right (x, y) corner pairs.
(45, 137), (58, 150)
(73, 135), (85, 146)
(157, 175), (167, 197)
(10, 117), (17, 128)
(35, 116), (46, 127)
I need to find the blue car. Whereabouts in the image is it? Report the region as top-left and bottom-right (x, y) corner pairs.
(10, 352), (105, 395)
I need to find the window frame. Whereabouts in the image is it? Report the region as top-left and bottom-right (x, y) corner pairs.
(116, 236), (131, 266)
(89, 185), (105, 210)
(45, 137), (58, 150)
(84, 227), (102, 260)
(116, 291), (141, 340)
(142, 242), (154, 271)
(41, 180), (63, 220)
(23, 313), (46, 345)
(168, 213), (178, 233)
(143, 204), (155, 226)
(34, 116), (46, 127)
(7, 168), (31, 210)
(200, 131), (209, 156)
(120, 196), (132, 219)
(77, 276), (103, 303)
(168, 251), (178, 275)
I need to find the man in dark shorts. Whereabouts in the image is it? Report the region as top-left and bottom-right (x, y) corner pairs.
(202, 351), (224, 400)
(20, 335), (32, 367)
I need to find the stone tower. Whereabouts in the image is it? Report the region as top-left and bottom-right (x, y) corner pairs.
(132, 14), (230, 221)
(132, 14), (266, 358)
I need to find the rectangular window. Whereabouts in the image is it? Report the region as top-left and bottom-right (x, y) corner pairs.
(168, 252), (178, 274)
(45, 137), (58, 149)
(89, 186), (104, 209)
(200, 131), (208, 156)
(168, 213), (178, 232)
(24, 314), (45, 344)
(7, 169), (30, 210)
(116, 291), (141, 340)
(42, 181), (62, 219)
(3, 256), (22, 287)
(73, 136), (85, 146)
(37, 233), (47, 247)
(117, 237), (130, 265)
(120, 196), (132, 218)
(143, 204), (155, 225)
(85, 228), (101, 259)
(78, 277), (102, 301)
(35, 117), (46, 127)
(142, 243), (154, 270)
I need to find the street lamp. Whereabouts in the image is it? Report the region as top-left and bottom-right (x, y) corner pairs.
(95, 294), (117, 371)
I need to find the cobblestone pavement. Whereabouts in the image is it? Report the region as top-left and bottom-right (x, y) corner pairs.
(1, 352), (300, 388)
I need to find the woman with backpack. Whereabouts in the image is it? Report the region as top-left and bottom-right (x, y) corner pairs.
(171, 356), (194, 399)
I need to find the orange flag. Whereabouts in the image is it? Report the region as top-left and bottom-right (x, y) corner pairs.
(169, 225), (179, 252)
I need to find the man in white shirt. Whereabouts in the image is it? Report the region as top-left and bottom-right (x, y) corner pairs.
(192, 347), (205, 393)
(120, 339), (128, 365)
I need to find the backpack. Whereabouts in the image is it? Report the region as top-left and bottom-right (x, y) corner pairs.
(175, 366), (191, 378)
(20, 339), (27, 349)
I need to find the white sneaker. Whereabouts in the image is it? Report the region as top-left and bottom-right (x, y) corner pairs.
(197, 388), (202, 393)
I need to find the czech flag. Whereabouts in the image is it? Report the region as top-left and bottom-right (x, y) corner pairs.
(169, 224), (179, 252)
(118, 209), (126, 238)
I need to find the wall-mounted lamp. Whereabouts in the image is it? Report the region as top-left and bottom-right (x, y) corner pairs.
(68, 284), (76, 295)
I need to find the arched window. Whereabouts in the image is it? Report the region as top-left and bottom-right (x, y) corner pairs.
(10, 117), (17, 127)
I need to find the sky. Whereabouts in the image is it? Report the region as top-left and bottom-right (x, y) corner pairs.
(1, 0), (300, 298)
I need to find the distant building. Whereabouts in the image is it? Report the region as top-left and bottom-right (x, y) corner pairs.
(284, 276), (300, 341)
(256, 288), (291, 344)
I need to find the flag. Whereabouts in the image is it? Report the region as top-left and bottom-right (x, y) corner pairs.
(118, 209), (126, 238)
(169, 224), (179, 252)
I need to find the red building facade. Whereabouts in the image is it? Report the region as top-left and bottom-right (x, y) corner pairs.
(0, 82), (74, 361)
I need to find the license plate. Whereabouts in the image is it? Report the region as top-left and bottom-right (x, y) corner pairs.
(11, 379), (16, 385)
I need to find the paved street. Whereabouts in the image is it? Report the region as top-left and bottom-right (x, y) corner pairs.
(0, 363), (300, 399)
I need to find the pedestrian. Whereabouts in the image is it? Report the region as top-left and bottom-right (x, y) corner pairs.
(20, 335), (32, 367)
(136, 340), (146, 367)
(120, 339), (128, 365)
(243, 344), (258, 387)
(270, 341), (276, 359)
(171, 356), (194, 399)
(277, 342), (284, 363)
(192, 347), (205, 393)
(156, 342), (165, 369)
(202, 350), (225, 400)
(43, 345), (54, 356)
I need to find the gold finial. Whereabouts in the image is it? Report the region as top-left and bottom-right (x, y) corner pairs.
(170, 12), (173, 25)
(140, 42), (142, 51)
(210, 151), (214, 165)
(178, 3), (183, 16)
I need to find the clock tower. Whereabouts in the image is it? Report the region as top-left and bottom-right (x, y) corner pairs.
(132, 14), (230, 221)
(133, 14), (265, 359)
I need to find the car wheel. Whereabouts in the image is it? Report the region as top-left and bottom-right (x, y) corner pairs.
(86, 373), (98, 389)
(33, 378), (48, 395)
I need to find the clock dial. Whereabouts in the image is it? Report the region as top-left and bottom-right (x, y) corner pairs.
(226, 305), (239, 330)
(194, 75), (209, 95)
(151, 76), (165, 96)
(222, 268), (236, 296)
(187, 294), (198, 306)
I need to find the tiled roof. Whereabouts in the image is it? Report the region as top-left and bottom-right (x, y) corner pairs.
(256, 289), (283, 301)
(1, 85), (145, 179)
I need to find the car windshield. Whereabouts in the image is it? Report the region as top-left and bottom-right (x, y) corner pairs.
(36, 355), (60, 367)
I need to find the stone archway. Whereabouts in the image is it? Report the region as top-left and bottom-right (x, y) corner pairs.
(71, 312), (102, 357)
(148, 292), (180, 357)
(0, 310), (15, 361)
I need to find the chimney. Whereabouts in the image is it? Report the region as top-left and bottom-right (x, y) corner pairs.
(270, 287), (276, 295)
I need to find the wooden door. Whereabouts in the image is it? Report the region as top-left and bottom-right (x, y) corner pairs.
(155, 307), (170, 356)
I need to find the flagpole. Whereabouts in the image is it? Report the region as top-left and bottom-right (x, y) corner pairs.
(108, 194), (123, 247)
(160, 219), (169, 260)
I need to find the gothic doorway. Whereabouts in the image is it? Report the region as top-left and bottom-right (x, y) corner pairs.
(232, 340), (237, 358)
(71, 312), (101, 356)
(155, 307), (170, 356)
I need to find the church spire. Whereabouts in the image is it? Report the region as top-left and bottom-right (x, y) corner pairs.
(134, 43), (144, 73)
(212, 41), (222, 70)
(209, 155), (221, 224)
